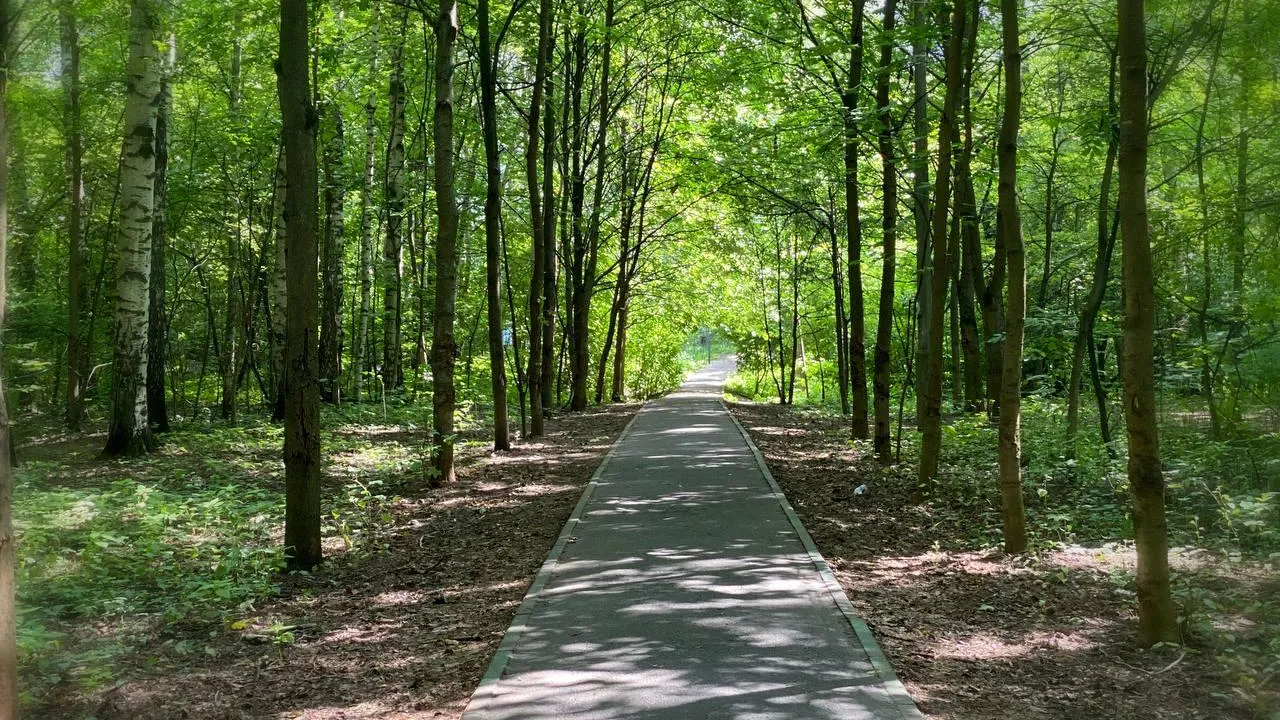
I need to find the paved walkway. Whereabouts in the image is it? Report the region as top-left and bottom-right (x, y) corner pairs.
(463, 360), (921, 720)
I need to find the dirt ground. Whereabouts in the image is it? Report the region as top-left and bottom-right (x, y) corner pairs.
(728, 400), (1277, 720)
(34, 404), (637, 720)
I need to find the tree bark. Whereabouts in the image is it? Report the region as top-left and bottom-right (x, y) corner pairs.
(221, 19), (244, 422)
(431, 0), (460, 484)
(320, 103), (345, 403)
(911, 0), (932, 421)
(354, 5), (379, 403)
(844, 0), (868, 437)
(279, 0), (322, 570)
(269, 148), (288, 420)
(996, 0), (1028, 554)
(526, 0), (553, 437)
(916, 0), (965, 486)
(104, 0), (160, 457)
(478, 0), (510, 450)
(61, 4), (90, 432)
(0, 2), (20, 712)
(873, 0), (899, 462)
(383, 13), (407, 393)
(147, 37), (173, 433)
(1117, 0), (1178, 647)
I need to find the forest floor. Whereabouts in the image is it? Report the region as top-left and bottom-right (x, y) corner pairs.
(17, 402), (638, 719)
(728, 400), (1278, 720)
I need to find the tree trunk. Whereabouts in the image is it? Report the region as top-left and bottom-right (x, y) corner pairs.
(279, 0), (322, 571)
(0, 3), (21, 711)
(911, 0), (932, 421)
(383, 14), (407, 393)
(541, 62), (561, 417)
(844, 0), (868, 436)
(996, 0), (1028, 554)
(61, 4), (90, 432)
(430, 0), (460, 484)
(1117, 0), (1178, 647)
(104, 0), (160, 457)
(355, 100), (376, 402)
(147, 38), (173, 433)
(221, 22), (244, 422)
(873, 0), (899, 462)
(319, 103), (345, 403)
(916, 0), (965, 486)
(1067, 52), (1118, 440)
(478, 0), (510, 450)
(269, 148), (288, 420)
(526, 0), (552, 437)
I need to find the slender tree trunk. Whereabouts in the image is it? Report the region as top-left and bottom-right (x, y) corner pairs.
(355, 101), (376, 402)
(911, 0), (932, 419)
(955, 3), (982, 412)
(1117, 0), (1178, 647)
(526, 0), (552, 437)
(319, 104), (345, 403)
(0, 3), (20, 712)
(104, 0), (160, 457)
(147, 38), (173, 433)
(269, 149), (288, 420)
(478, 0), (510, 450)
(431, 0), (460, 484)
(383, 14), (407, 392)
(996, 0), (1028, 554)
(541, 65), (560, 416)
(831, 231), (849, 414)
(917, 0), (965, 487)
(845, 0), (868, 436)
(221, 21), (244, 422)
(873, 0), (899, 462)
(62, 5), (90, 432)
(1067, 53), (1119, 439)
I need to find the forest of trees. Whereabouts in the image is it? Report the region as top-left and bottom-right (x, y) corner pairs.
(0, 0), (1278, 712)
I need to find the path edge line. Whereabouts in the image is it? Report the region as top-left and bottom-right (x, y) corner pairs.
(460, 403), (647, 717)
(722, 399), (926, 720)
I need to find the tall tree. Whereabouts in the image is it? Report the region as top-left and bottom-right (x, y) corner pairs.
(61, 2), (89, 432)
(844, 0), (869, 438)
(383, 13), (407, 393)
(478, 0), (510, 450)
(353, 3), (380, 403)
(319, 102), (345, 403)
(430, 0), (460, 484)
(995, 0), (1028, 553)
(147, 34), (174, 433)
(221, 14), (244, 422)
(1117, 0), (1178, 647)
(873, 0), (899, 462)
(279, 0), (322, 570)
(916, 0), (965, 486)
(910, 0), (932, 418)
(103, 0), (161, 457)
(0, 2), (18, 713)
(525, 0), (553, 437)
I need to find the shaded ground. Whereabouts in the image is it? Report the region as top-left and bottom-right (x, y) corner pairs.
(728, 400), (1277, 720)
(21, 403), (637, 719)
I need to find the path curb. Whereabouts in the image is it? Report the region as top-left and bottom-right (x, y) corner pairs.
(723, 400), (927, 720)
(461, 403), (647, 717)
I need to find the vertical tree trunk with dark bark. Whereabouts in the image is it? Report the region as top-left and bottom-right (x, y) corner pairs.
(478, 0), (510, 450)
(873, 0), (899, 462)
(996, 0), (1028, 553)
(61, 4), (90, 432)
(104, 0), (160, 457)
(917, 0), (965, 486)
(845, 0), (868, 437)
(911, 0), (932, 420)
(1117, 0), (1178, 647)
(541, 67), (559, 417)
(384, 14), (407, 393)
(0, 3), (20, 712)
(320, 104), (345, 403)
(279, 0), (322, 570)
(526, 0), (552, 437)
(269, 149), (288, 420)
(147, 38), (173, 433)
(431, 0), (460, 484)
